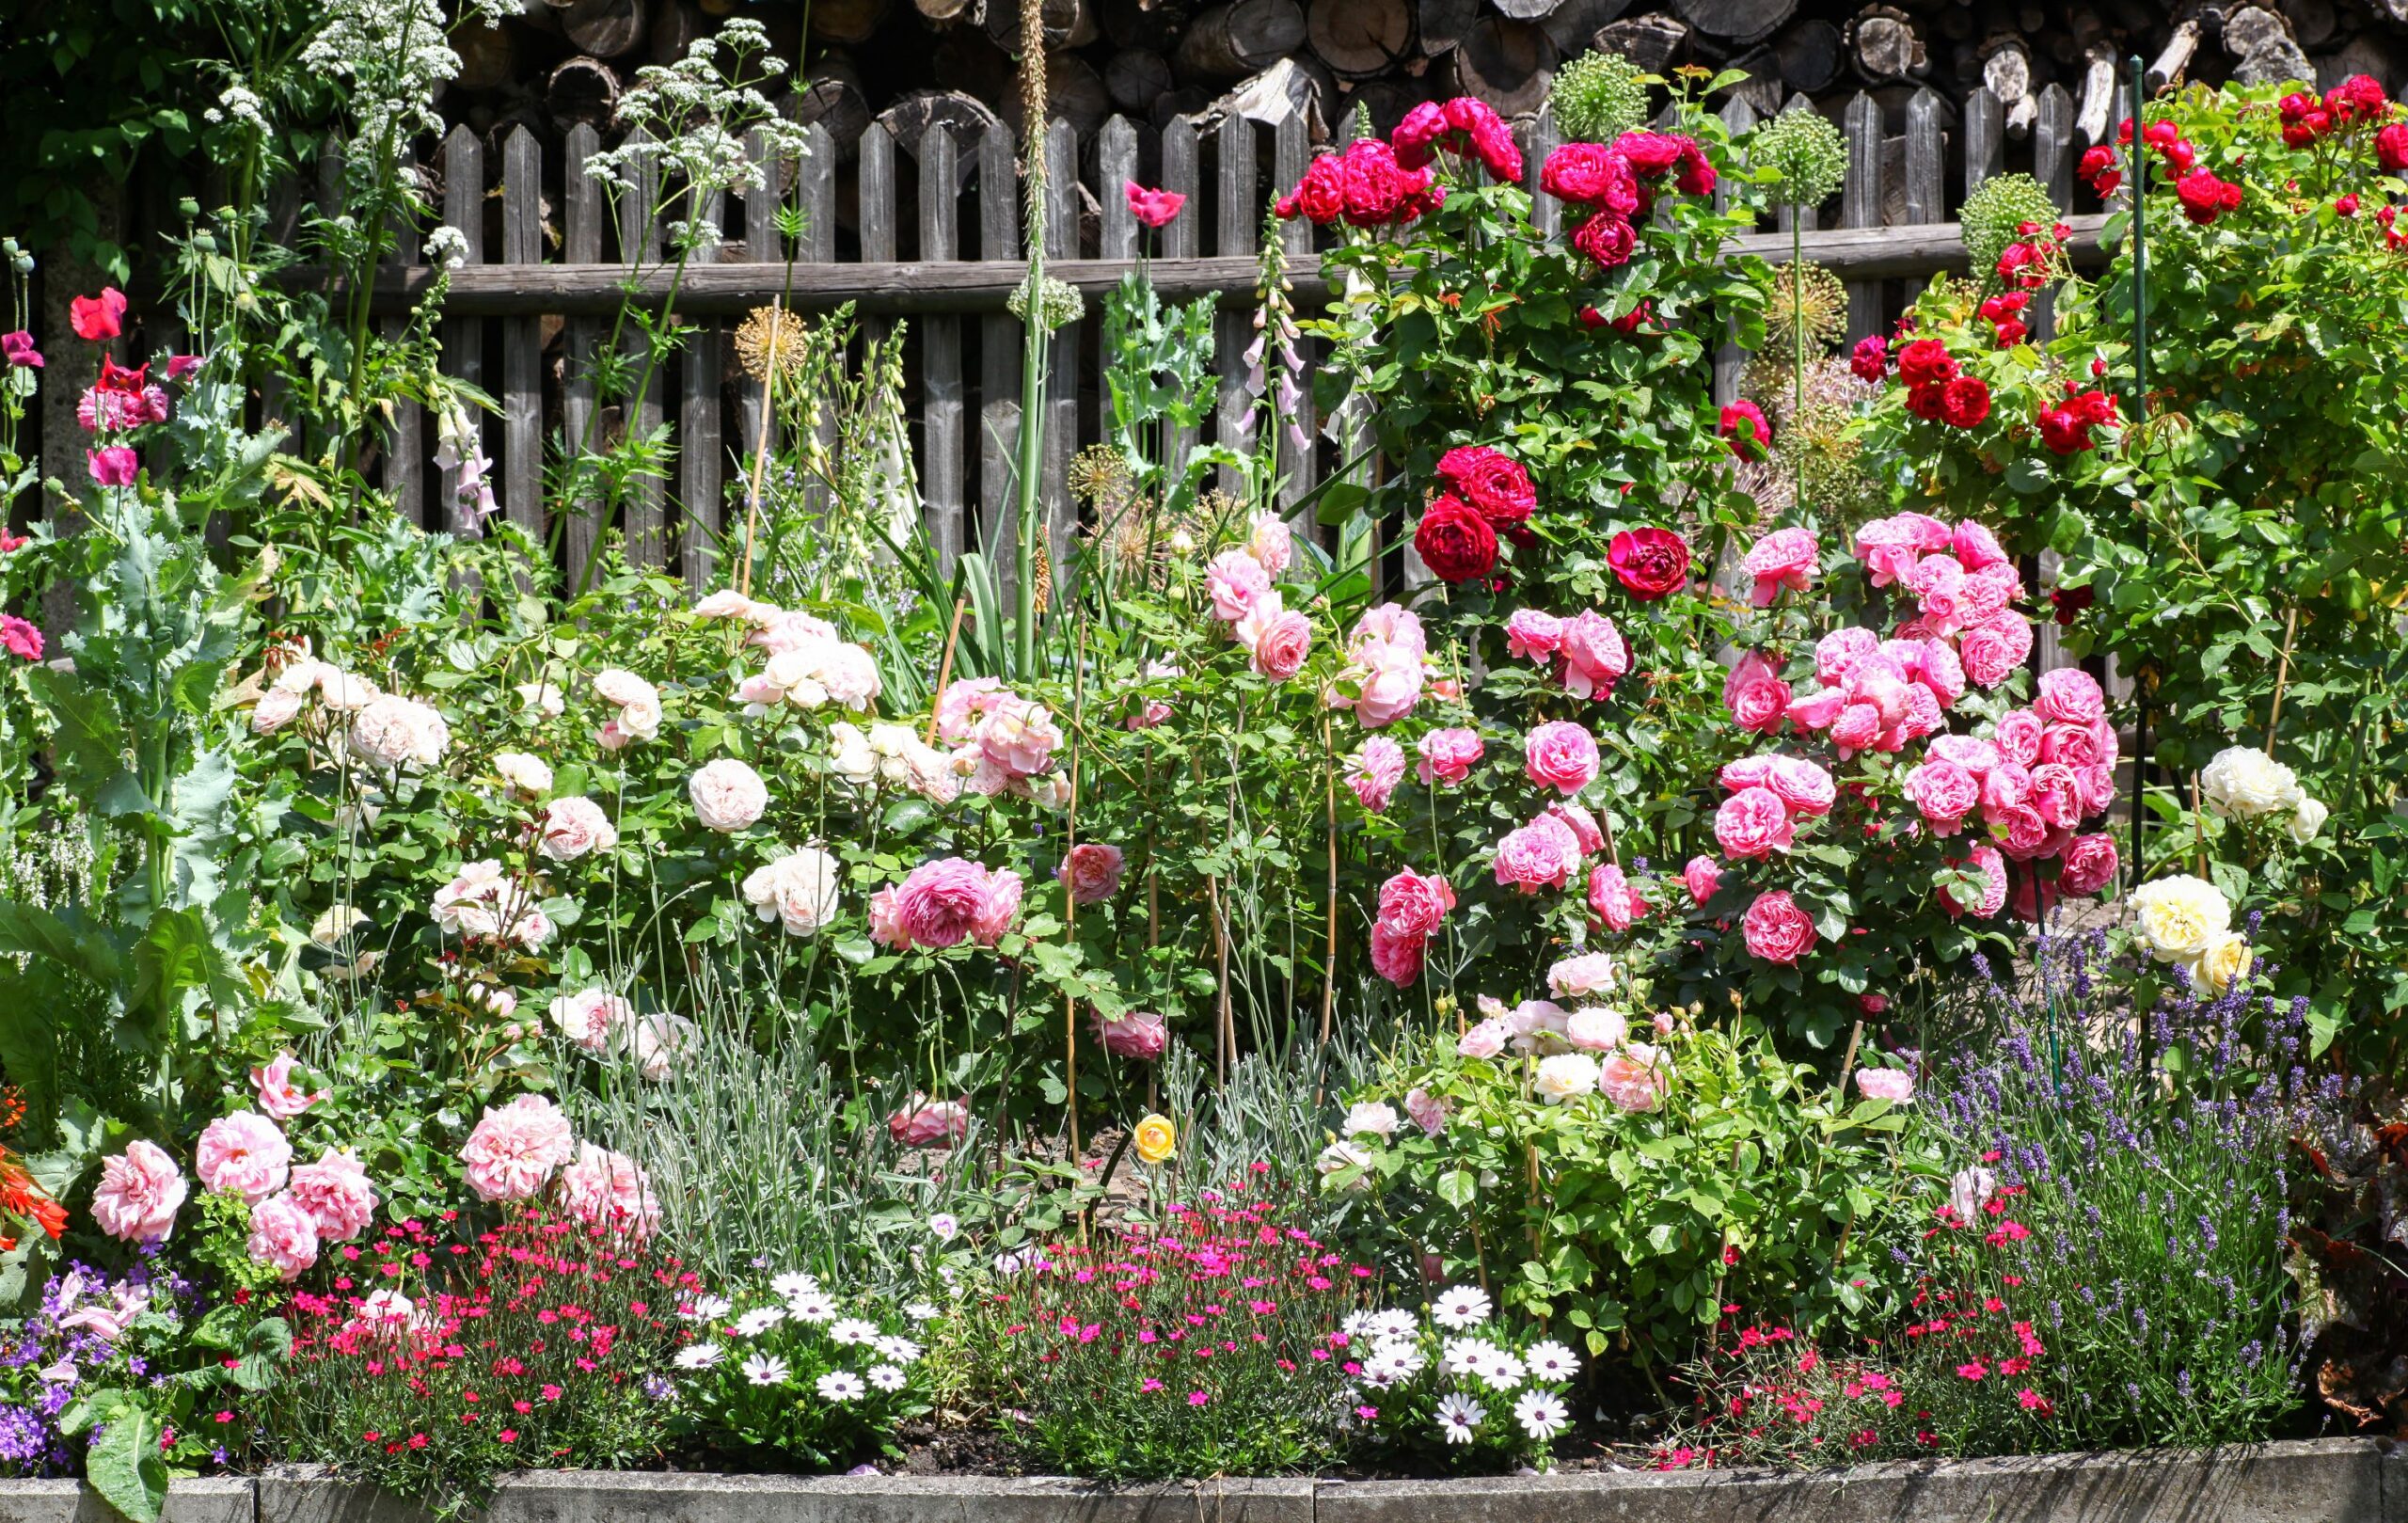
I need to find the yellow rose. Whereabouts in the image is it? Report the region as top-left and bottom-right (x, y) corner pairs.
(1133, 1113), (1177, 1165)
(2191, 931), (2254, 997)
(2129, 874), (2230, 964)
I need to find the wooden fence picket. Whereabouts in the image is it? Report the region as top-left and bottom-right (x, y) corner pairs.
(562, 122), (605, 585)
(921, 123), (968, 577)
(439, 125), (486, 544)
(617, 127), (665, 569)
(499, 126), (545, 551)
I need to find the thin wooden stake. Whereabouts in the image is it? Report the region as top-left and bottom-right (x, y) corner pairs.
(925, 595), (971, 748)
(2265, 604), (2300, 753)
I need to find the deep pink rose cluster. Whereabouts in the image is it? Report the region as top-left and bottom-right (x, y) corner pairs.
(1370, 866), (1457, 988)
(1329, 604), (1428, 730)
(1499, 606), (1630, 701)
(871, 856), (1024, 951)
(1541, 131), (1712, 270)
(1275, 139), (1439, 227)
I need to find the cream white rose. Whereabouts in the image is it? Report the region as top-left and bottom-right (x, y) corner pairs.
(535, 796), (619, 862)
(689, 758), (769, 832)
(348, 694), (449, 769)
(493, 752), (553, 796)
(2189, 930), (2254, 997)
(1343, 1102), (1399, 1141)
(1533, 1053), (1602, 1103)
(2129, 873), (2230, 963)
(2199, 746), (2299, 819)
(2289, 795), (2328, 844)
(742, 847), (842, 937)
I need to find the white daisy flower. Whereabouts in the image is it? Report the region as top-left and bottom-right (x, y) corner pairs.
(904, 1301), (942, 1323)
(1513, 1389), (1568, 1443)
(785, 1291), (838, 1324)
(732, 1307), (785, 1338)
(816, 1370), (866, 1403)
(1479, 1349), (1527, 1391)
(1360, 1339), (1425, 1389)
(1431, 1285), (1493, 1329)
(769, 1272), (821, 1301)
(1440, 1337), (1498, 1378)
(1435, 1391), (1485, 1444)
(867, 1363), (908, 1391)
(680, 1294), (734, 1321)
(741, 1353), (790, 1387)
(829, 1317), (880, 1346)
(873, 1334), (923, 1364)
(1365, 1309), (1420, 1341)
(1524, 1341), (1580, 1381)
(673, 1342), (725, 1370)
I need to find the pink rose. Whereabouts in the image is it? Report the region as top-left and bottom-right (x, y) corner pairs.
(1741, 890), (1818, 963)
(1979, 761), (2033, 818)
(1456, 1018), (1511, 1059)
(1719, 756), (1777, 792)
(978, 699), (1062, 778)
(1587, 863), (1648, 930)
(1344, 649), (1426, 729)
(895, 857), (1020, 948)
(889, 1094), (970, 1149)
(1096, 1008), (1170, 1061)
(2027, 763), (2083, 829)
(1723, 650), (1791, 734)
(1714, 786), (1794, 860)
(1941, 844), (2009, 918)
(1599, 1043), (1669, 1111)
(251, 1052), (325, 1121)
(1857, 1068), (1915, 1103)
(2057, 832), (2119, 896)
(536, 795), (620, 862)
(1346, 738), (1407, 812)
(689, 757), (769, 831)
(1914, 641), (1966, 707)
(91, 1140), (187, 1245)
(1369, 923), (1427, 988)
(1683, 855), (1721, 906)
(1993, 802), (2055, 861)
(1786, 685), (1849, 731)
(1951, 520), (2008, 571)
(972, 867), (1023, 944)
(559, 1143), (662, 1241)
(1958, 614), (2033, 689)
(1904, 759), (1979, 833)
(1830, 704), (1882, 754)
(1247, 510), (1292, 575)
(195, 1112), (292, 1204)
(1767, 756), (1836, 817)
(2075, 762), (2117, 817)
(286, 1150), (378, 1242)
(1416, 727), (1484, 785)
(246, 1194), (320, 1280)
(868, 885), (912, 950)
(1928, 735), (2002, 774)
(1815, 627), (1881, 686)
(1993, 708), (2044, 767)
(1376, 867), (1456, 937)
(1523, 720), (1600, 795)
(1854, 517), (1922, 586)
(1206, 548), (1272, 620)
(1239, 595), (1314, 681)
(1566, 1005), (1628, 1052)
(1547, 952), (1618, 1000)
(1741, 528), (1818, 608)
(1505, 609), (1564, 660)
(1557, 611), (1630, 701)
(1493, 814), (1582, 893)
(1056, 843), (1127, 905)
(1548, 800), (1604, 855)
(2036, 667), (2105, 725)
(460, 1095), (576, 1202)
(935, 676), (1015, 743)
(1405, 1087), (1449, 1136)
(2038, 721), (2104, 768)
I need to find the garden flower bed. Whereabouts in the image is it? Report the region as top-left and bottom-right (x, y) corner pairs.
(2, 10), (2406, 1523)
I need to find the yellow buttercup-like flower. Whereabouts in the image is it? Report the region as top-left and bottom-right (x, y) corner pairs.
(1133, 1114), (1177, 1165)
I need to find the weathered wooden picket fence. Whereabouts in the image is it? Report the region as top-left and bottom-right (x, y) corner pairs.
(331, 77), (2129, 608)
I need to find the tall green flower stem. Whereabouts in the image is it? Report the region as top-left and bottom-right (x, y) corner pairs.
(1011, 0), (1051, 680)
(2125, 51), (2152, 888)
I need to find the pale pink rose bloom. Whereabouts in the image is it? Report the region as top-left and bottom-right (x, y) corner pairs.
(1368, 922), (1426, 987)
(246, 1194), (320, 1280)
(1245, 607), (1314, 681)
(559, 1143), (662, 1240)
(1456, 1018), (1511, 1059)
(1404, 1087), (1449, 1136)
(629, 1012), (697, 1081)
(1741, 528), (1818, 607)
(1430, 676), (1464, 702)
(591, 667), (657, 707)
(1095, 1008), (1170, 1060)
(547, 989), (633, 1053)
(459, 1094), (577, 1202)
(1714, 786), (1793, 860)
(745, 609), (838, 655)
(1377, 867), (1457, 937)
(536, 796), (619, 862)
(818, 643), (883, 712)
(1854, 517), (1923, 587)
(251, 1052), (325, 1121)
(1683, 855), (1721, 906)
(1993, 708), (2045, 768)
(1057, 843), (1128, 905)
(1350, 604), (1427, 661)
(1548, 800), (1605, 855)
(1740, 890), (1818, 963)
(1599, 1043), (1670, 1112)
(1565, 1007), (1628, 1055)
(1345, 738), (1407, 813)
(1814, 627), (1881, 686)
(689, 757), (769, 832)
(1507, 999), (1571, 1051)
(2035, 667), (2105, 725)
(889, 1094), (970, 1148)
(196, 1112), (292, 1204)
(1504, 609), (1564, 660)
(1206, 548), (1272, 621)
(1547, 951), (1619, 1000)
(868, 885), (914, 950)
(1587, 863), (1648, 930)
(1941, 843), (2010, 919)
(1556, 611), (1629, 700)
(1345, 651), (1426, 730)
(1903, 759), (1979, 834)
(1766, 756), (1836, 817)
(971, 867), (1023, 944)
(91, 1141), (188, 1245)
(690, 588), (766, 621)
(1247, 511), (1292, 575)
(935, 676), (1015, 743)
(1416, 727), (1484, 786)
(2057, 832), (2119, 896)
(1856, 1068), (1915, 1103)
(251, 687), (305, 734)
(979, 700), (1063, 777)
(286, 1150), (378, 1242)
(1523, 719), (1600, 795)
(1493, 813), (1582, 893)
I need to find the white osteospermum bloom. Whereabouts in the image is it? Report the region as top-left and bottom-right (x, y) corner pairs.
(1343, 1102), (1399, 1141)
(2199, 746), (2300, 819)
(828, 1317), (880, 1347)
(1431, 1285), (1492, 1329)
(867, 1363), (908, 1392)
(785, 1289), (837, 1324)
(904, 1301), (941, 1323)
(816, 1371), (865, 1403)
(681, 1293), (734, 1321)
(1359, 1339), (1425, 1388)
(1479, 1348), (1527, 1391)
(673, 1342), (725, 1370)
(741, 1353), (789, 1387)
(2129, 874), (2231, 963)
(1524, 1341), (1580, 1382)
(1513, 1389), (1569, 1442)
(1533, 1053), (1602, 1104)
(732, 1307), (785, 1338)
(741, 847), (843, 937)
(769, 1272), (820, 1301)
(1435, 1392), (1485, 1444)
(872, 1335), (922, 1364)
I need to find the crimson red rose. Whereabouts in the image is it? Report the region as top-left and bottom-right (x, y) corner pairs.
(1895, 338), (1957, 389)
(2079, 144), (2121, 196)
(2050, 584), (2095, 626)
(1436, 445), (1535, 528)
(1939, 375), (1992, 429)
(1277, 156), (1347, 224)
(2175, 168), (2241, 225)
(1719, 400), (1770, 461)
(2325, 72), (2389, 123)
(1339, 140), (1421, 226)
(1539, 143), (1639, 214)
(1674, 138), (1716, 197)
(1572, 209), (1637, 268)
(1905, 383), (1947, 422)
(2038, 407), (2092, 454)
(1850, 335), (1887, 383)
(1412, 493), (1497, 584)
(1610, 130), (1685, 178)
(2381, 124), (2408, 172)
(1608, 527), (1690, 600)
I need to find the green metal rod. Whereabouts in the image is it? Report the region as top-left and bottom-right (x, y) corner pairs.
(2126, 52), (2152, 889)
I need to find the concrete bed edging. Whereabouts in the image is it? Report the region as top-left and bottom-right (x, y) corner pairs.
(2, 1437), (2401, 1523)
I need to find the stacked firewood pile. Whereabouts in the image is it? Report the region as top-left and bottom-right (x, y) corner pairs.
(441, 0), (2402, 213)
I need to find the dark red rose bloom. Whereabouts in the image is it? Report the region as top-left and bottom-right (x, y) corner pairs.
(2079, 144), (2121, 197)
(2324, 73), (2389, 124)
(1581, 301), (1656, 335)
(2038, 407), (2093, 455)
(1571, 209), (1637, 268)
(1993, 319), (2030, 348)
(1339, 140), (1428, 227)
(1939, 374), (1992, 429)
(1719, 400), (1771, 461)
(2068, 389), (2118, 427)
(1674, 138), (1717, 197)
(1608, 526), (1691, 600)
(1276, 155), (1347, 224)
(2050, 583), (2095, 626)
(1895, 338), (1958, 389)
(1850, 334), (1888, 383)
(1435, 445), (1536, 528)
(1412, 493), (1498, 584)
(1905, 383), (1947, 422)
(2175, 168), (2241, 225)
(2380, 124), (2408, 173)
(1539, 144), (1639, 214)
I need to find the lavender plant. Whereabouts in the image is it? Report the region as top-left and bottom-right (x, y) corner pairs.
(1920, 930), (2336, 1448)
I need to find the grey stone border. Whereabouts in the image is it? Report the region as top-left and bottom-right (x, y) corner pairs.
(4, 1439), (2400, 1523)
